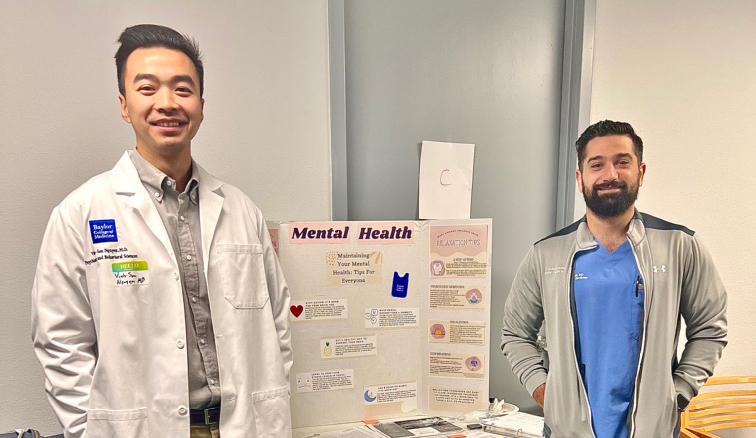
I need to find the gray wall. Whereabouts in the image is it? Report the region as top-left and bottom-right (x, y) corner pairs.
(0, 1), (332, 433)
(340, 0), (566, 412)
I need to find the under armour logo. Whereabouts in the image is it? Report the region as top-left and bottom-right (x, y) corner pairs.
(653, 265), (667, 273)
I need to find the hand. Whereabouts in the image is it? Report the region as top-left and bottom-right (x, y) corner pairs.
(532, 383), (546, 408)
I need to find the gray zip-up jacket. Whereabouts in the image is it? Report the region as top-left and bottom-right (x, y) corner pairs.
(501, 212), (727, 437)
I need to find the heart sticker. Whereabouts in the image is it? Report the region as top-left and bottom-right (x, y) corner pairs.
(290, 305), (304, 318)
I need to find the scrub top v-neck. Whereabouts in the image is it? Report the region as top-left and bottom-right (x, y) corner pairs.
(573, 240), (645, 438)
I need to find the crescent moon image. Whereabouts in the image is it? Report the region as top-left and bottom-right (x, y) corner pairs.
(364, 389), (377, 403)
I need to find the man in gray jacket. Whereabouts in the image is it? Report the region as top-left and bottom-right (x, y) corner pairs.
(501, 120), (727, 437)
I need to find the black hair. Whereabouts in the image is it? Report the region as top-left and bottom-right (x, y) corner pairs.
(115, 24), (204, 96)
(575, 120), (643, 170)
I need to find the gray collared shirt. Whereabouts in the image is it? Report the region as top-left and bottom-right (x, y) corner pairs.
(129, 150), (221, 409)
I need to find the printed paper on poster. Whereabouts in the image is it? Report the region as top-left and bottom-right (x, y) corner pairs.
(354, 222), (416, 245)
(287, 223), (352, 245)
(429, 351), (485, 379)
(428, 386), (487, 412)
(321, 335), (378, 359)
(429, 284), (486, 309)
(327, 251), (382, 285)
(428, 320), (486, 345)
(296, 369), (354, 393)
(364, 307), (419, 328)
(289, 298), (348, 321)
(430, 224), (489, 278)
(363, 382), (418, 413)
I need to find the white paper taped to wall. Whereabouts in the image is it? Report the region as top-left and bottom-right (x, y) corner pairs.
(419, 141), (475, 220)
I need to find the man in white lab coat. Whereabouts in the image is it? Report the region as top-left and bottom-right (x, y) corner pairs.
(31, 24), (292, 438)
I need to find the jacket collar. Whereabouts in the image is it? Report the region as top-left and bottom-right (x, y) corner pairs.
(112, 151), (148, 196)
(575, 209), (646, 249)
(195, 162), (224, 273)
(111, 152), (174, 256)
(626, 210), (647, 246)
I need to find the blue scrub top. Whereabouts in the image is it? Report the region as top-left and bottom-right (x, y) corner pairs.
(573, 240), (644, 438)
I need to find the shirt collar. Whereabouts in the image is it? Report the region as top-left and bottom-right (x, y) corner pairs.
(186, 167), (200, 205)
(128, 150), (200, 204)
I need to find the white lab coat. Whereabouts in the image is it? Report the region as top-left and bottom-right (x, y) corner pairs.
(31, 152), (293, 437)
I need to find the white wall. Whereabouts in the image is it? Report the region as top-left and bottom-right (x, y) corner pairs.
(588, 0), (756, 383)
(0, 1), (331, 433)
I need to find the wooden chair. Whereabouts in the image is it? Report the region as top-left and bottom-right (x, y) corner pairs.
(680, 376), (756, 438)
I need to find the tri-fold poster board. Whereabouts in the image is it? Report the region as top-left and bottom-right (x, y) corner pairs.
(275, 219), (493, 427)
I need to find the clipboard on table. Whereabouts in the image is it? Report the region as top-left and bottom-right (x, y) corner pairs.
(481, 412), (544, 437)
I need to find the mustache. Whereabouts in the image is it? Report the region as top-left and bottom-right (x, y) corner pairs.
(593, 180), (627, 191)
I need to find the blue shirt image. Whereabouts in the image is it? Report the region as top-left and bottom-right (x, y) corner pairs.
(573, 240), (645, 438)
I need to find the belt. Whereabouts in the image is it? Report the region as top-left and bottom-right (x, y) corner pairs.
(189, 406), (221, 425)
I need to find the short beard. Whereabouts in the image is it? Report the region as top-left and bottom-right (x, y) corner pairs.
(583, 179), (638, 218)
